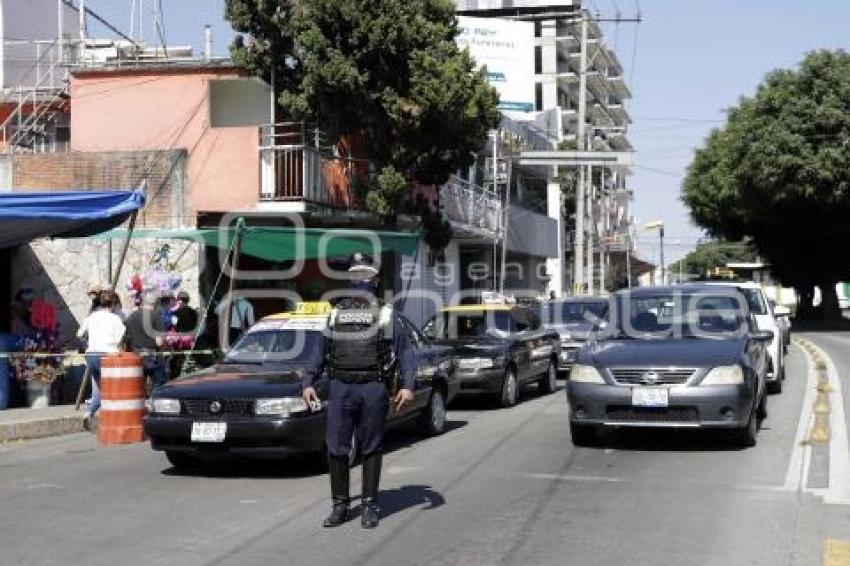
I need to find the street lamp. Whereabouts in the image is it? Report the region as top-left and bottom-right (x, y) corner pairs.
(645, 220), (665, 286)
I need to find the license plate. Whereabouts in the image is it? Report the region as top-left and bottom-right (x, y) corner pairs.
(631, 388), (669, 407)
(191, 422), (227, 443)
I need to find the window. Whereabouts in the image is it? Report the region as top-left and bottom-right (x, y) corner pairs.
(534, 46), (542, 74)
(535, 83), (543, 112)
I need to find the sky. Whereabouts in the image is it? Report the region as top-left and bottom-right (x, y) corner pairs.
(83, 0), (850, 266)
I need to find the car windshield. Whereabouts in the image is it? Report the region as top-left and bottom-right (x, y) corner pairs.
(225, 330), (324, 364)
(425, 310), (513, 339)
(544, 301), (608, 325)
(742, 288), (769, 315)
(612, 292), (746, 339)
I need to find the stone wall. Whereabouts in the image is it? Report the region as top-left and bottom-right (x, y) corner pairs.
(5, 149), (200, 345)
(11, 238), (202, 346)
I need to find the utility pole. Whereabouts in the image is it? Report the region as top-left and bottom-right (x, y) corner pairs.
(599, 170), (607, 292)
(492, 129), (499, 293)
(573, 14), (588, 295)
(586, 163), (594, 295)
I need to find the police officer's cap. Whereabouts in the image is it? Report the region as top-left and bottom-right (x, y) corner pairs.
(348, 252), (379, 279)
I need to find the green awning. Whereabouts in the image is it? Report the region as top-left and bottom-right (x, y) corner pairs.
(92, 226), (421, 262)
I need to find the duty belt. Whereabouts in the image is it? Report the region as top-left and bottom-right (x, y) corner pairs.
(332, 369), (383, 384)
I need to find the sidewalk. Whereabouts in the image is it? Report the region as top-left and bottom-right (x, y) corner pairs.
(0, 405), (86, 442)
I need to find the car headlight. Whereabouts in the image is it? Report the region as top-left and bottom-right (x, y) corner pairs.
(152, 398), (181, 415)
(701, 365), (744, 386)
(458, 357), (497, 370)
(570, 364), (605, 384)
(255, 397), (310, 417)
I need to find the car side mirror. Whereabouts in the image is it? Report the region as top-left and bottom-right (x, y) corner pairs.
(752, 330), (774, 342)
(773, 306), (791, 317)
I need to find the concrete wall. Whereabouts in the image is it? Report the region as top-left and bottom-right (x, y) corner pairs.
(70, 68), (261, 217)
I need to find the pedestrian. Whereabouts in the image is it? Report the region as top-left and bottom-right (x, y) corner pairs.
(174, 291), (198, 333)
(302, 253), (416, 529)
(215, 295), (255, 345)
(124, 291), (166, 391)
(76, 290), (125, 430)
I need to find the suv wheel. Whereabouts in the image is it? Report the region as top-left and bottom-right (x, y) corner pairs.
(538, 360), (557, 394)
(570, 422), (600, 447)
(499, 367), (519, 408)
(419, 389), (447, 436)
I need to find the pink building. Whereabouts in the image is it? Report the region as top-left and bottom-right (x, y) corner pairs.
(70, 64), (264, 224)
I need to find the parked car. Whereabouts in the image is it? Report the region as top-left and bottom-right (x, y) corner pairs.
(705, 282), (785, 393)
(542, 296), (609, 375)
(422, 303), (560, 407)
(566, 285), (771, 448)
(143, 303), (458, 470)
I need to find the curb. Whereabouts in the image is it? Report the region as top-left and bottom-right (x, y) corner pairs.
(0, 413), (86, 443)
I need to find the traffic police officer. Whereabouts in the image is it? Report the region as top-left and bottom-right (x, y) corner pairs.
(302, 253), (416, 529)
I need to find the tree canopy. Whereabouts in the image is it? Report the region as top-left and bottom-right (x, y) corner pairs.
(682, 50), (850, 317)
(225, 0), (500, 223)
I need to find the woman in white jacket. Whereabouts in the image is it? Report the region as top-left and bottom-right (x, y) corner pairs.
(76, 290), (125, 429)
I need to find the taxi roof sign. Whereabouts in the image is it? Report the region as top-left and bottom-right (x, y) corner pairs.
(294, 301), (332, 315)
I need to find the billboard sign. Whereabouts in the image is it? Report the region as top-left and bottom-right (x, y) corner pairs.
(456, 1), (577, 11)
(457, 16), (535, 113)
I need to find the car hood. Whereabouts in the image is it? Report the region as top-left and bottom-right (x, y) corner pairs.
(153, 363), (308, 398)
(582, 338), (743, 368)
(432, 338), (505, 357)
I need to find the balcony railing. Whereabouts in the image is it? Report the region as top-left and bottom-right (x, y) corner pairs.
(440, 176), (503, 238)
(259, 123), (364, 209)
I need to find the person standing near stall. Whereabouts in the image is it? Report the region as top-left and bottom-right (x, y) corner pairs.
(302, 253), (416, 529)
(124, 291), (166, 392)
(77, 290), (125, 430)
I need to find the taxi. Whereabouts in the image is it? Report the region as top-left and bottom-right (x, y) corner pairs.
(422, 300), (560, 407)
(143, 302), (458, 470)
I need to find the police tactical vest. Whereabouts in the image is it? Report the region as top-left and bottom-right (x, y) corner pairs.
(328, 299), (390, 380)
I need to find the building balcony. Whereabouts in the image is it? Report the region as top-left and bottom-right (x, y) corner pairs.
(258, 123), (365, 212)
(440, 176), (503, 240)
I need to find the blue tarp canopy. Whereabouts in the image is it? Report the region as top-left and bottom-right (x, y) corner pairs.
(0, 190), (145, 249)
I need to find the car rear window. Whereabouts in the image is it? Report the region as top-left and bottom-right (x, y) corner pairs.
(544, 301), (608, 324)
(425, 310), (514, 339)
(742, 289), (768, 315)
(616, 292), (746, 338)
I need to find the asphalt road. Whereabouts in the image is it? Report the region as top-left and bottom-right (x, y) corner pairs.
(2, 342), (850, 566)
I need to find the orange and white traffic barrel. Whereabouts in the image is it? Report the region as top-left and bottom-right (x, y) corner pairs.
(98, 352), (146, 445)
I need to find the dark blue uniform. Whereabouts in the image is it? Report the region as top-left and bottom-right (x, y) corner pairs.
(303, 298), (416, 529)
(304, 304), (416, 457)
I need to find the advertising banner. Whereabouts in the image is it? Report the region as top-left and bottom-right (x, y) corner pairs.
(457, 16), (535, 113)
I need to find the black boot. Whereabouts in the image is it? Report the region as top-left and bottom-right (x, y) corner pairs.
(323, 455), (350, 528)
(361, 453), (382, 529)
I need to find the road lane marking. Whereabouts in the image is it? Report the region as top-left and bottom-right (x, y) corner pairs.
(825, 539), (850, 566)
(785, 341), (818, 492)
(821, 347), (850, 504)
(793, 337), (850, 504)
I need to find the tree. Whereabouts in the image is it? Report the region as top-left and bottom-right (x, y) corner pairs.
(682, 50), (850, 319)
(226, 0), (500, 228)
(676, 240), (758, 279)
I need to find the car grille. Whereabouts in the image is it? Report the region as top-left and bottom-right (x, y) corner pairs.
(606, 406), (699, 423)
(609, 367), (697, 386)
(182, 398), (254, 417)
